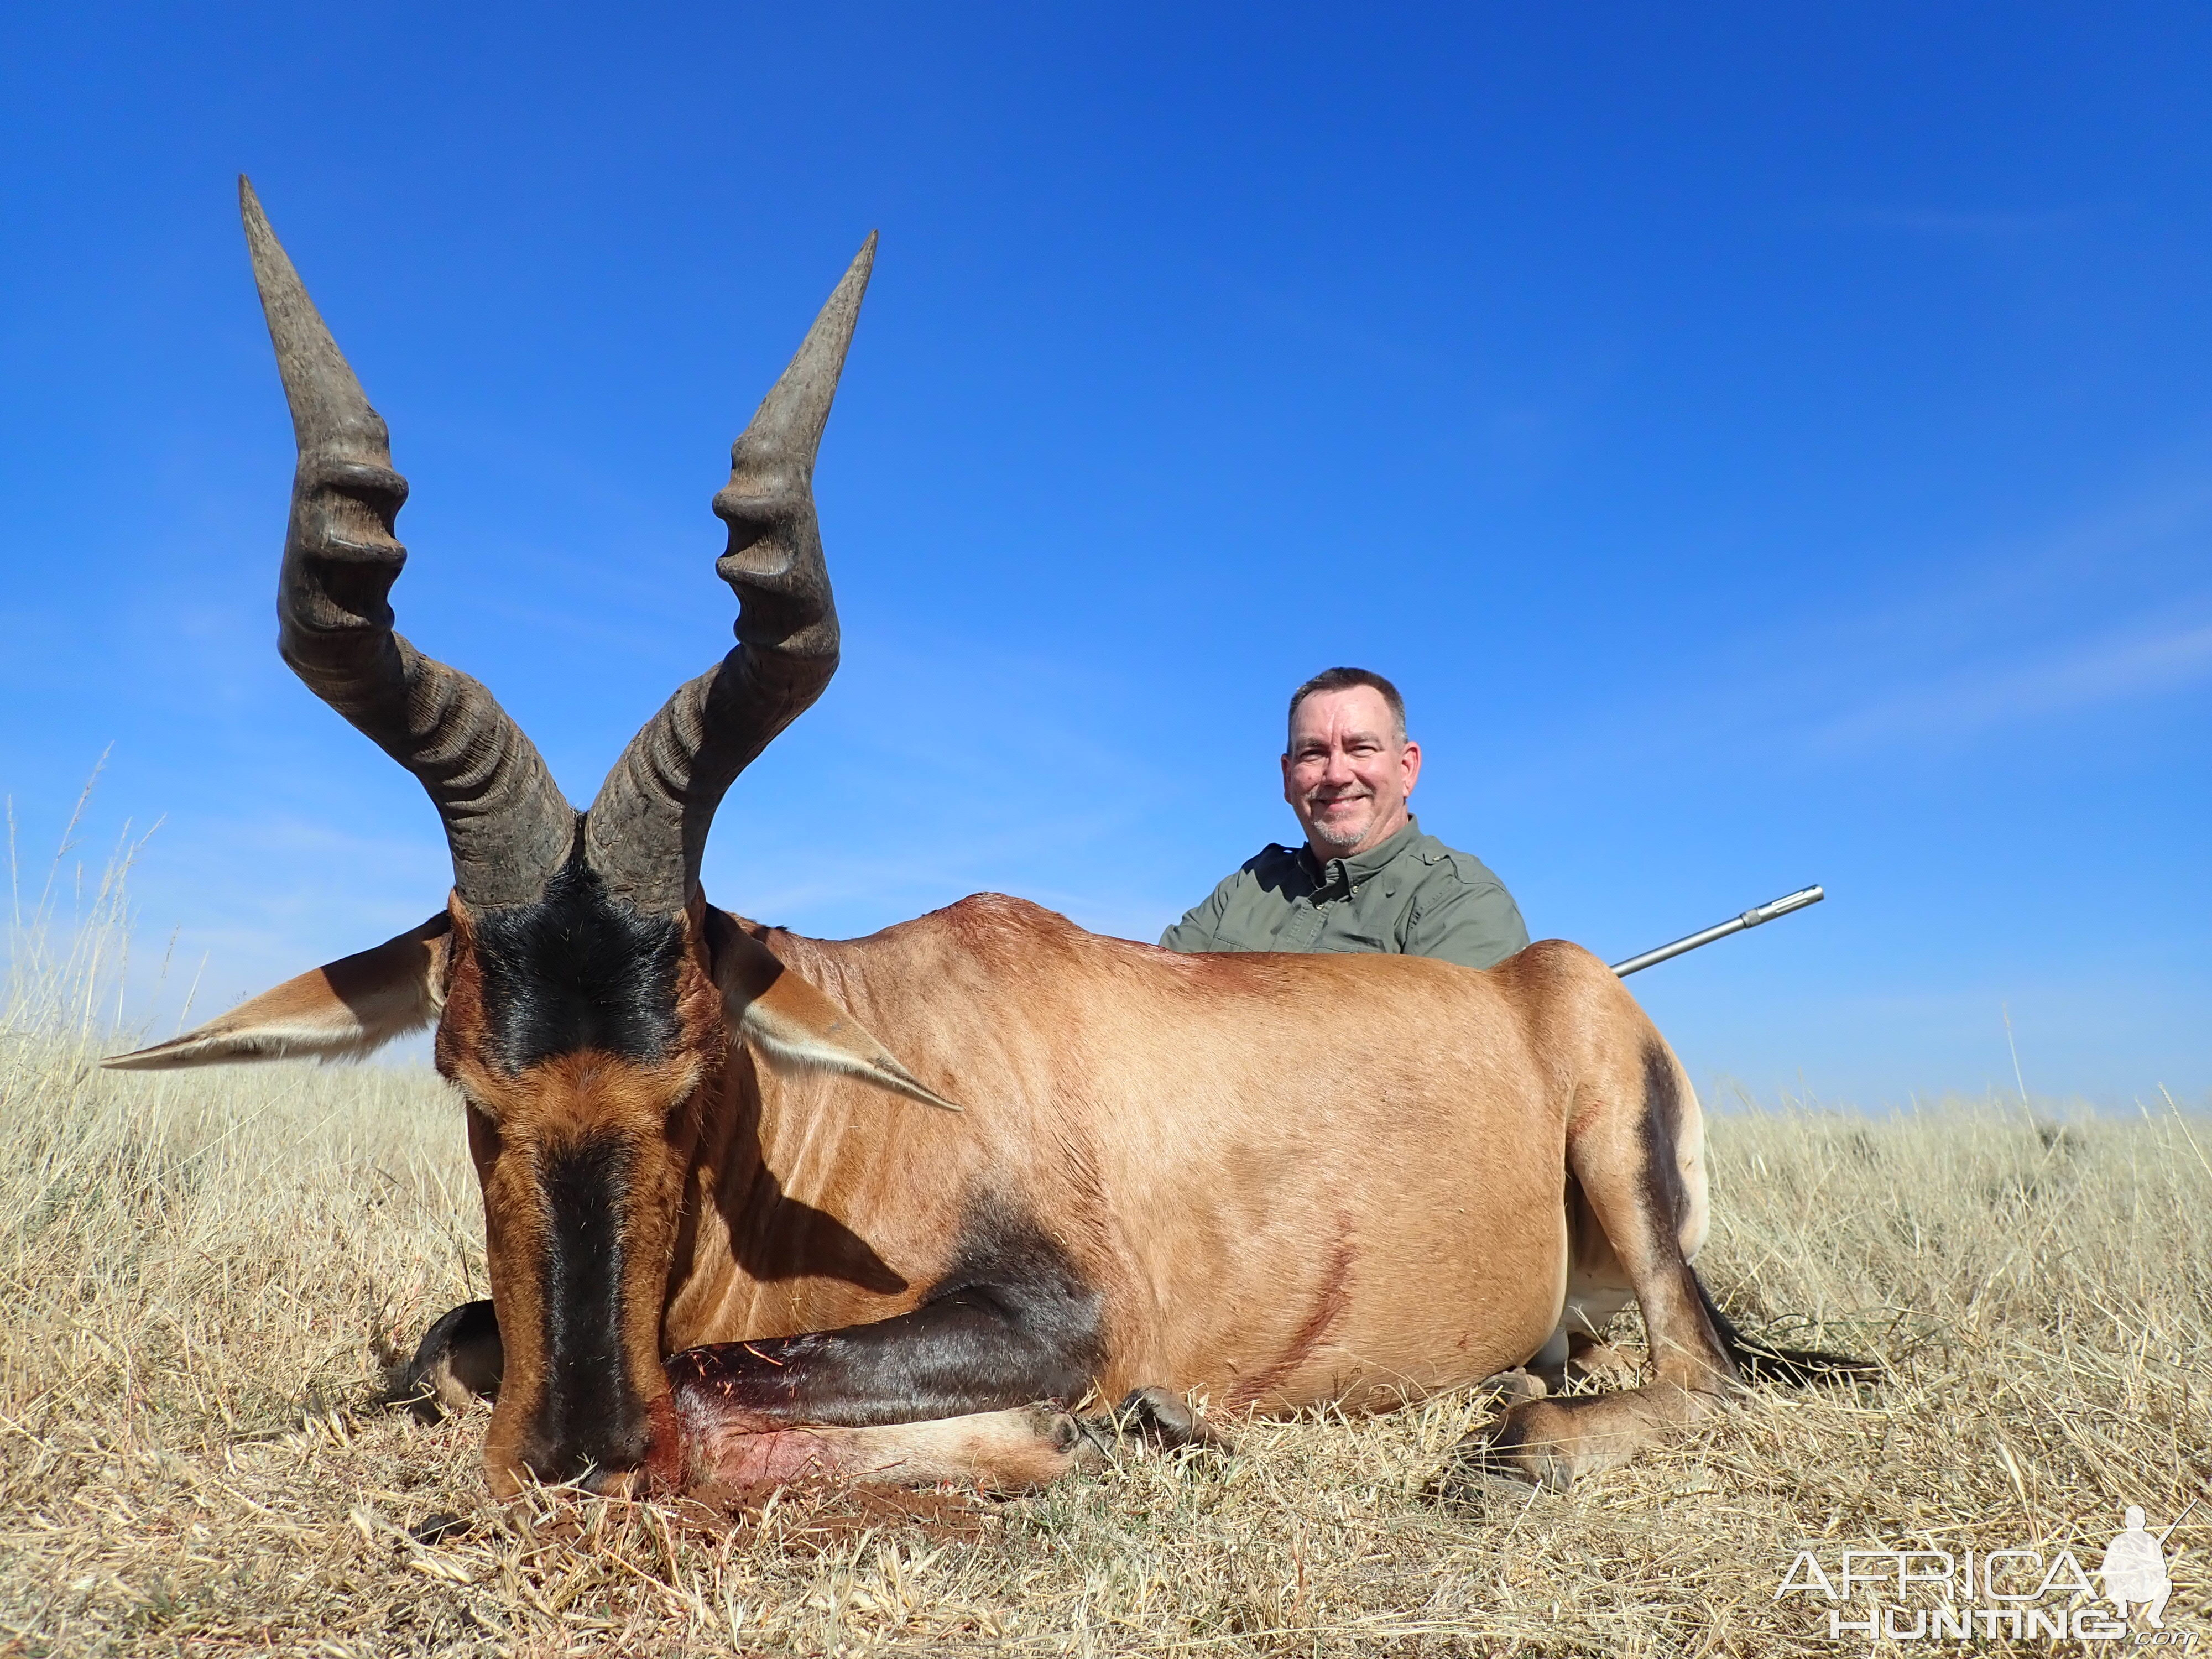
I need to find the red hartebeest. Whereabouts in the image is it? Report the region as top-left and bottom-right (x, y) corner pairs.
(108, 182), (1871, 1499)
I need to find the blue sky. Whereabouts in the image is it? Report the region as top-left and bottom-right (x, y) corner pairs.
(4, 4), (2207, 1105)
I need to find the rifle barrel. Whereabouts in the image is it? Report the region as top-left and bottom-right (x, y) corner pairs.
(1609, 885), (1824, 978)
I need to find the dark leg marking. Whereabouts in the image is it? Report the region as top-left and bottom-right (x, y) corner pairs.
(1458, 1043), (1744, 1490)
(1637, 1041), (1692, 1239)
(667, 1198), (1104, 1428)
(382, 1298), (503, 1422)
(1640, 1041), (1879, 1387)
(1457, 1040), (1880, 1492)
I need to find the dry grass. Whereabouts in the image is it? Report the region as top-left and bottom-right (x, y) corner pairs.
(2, 889), (2208, 1655)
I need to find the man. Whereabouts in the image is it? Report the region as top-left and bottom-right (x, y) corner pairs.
(1160, 667), (1528, 970)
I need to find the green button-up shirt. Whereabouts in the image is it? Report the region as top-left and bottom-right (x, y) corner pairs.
(1158, 816), (1530, 971)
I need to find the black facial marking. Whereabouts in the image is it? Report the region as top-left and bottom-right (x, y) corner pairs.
(529, 1133), (651, 1481)
(664, 1194), (1105, 1427)
(472, 853), (686, 1072)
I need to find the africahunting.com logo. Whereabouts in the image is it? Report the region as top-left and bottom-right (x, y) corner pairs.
(1777, 1506), (2192, 1645)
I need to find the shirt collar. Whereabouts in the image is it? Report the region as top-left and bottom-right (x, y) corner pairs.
(1302, 815), (1422, 889)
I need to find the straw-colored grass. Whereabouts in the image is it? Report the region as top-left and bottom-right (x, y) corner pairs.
(2, 872), (2206, 1654)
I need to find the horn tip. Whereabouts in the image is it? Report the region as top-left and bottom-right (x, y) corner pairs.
(239, 176), (276, 251)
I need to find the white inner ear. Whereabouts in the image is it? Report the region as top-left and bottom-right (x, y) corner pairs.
(738, 999), (963, 1113)
(102, 1004), (434, 1070)
(102, 917), (448, 1072)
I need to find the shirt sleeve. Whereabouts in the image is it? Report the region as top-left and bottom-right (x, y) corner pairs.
(1158, 869), (1244, 952)
(1404, 878), (1531, 970)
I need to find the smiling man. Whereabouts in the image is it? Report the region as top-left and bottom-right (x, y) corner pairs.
(1160, 667), (1529, 971)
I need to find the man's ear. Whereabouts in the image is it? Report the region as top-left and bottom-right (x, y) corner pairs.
(706, 910), (961, 1112)
(103, 914), (451, 1071)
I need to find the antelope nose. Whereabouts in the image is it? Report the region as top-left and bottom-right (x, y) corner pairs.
(577, 1463), (644, 1498)
(518, 1434), (644, 1492)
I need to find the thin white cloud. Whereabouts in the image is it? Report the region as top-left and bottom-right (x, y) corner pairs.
(1814, 618), (2212, 751)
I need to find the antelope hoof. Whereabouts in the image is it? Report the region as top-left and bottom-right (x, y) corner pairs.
(380, 1299), (503, 1423)
(1082, 1386), (1233, 1457)
(1458, 1397), (1597, 1494)
(1472, 1366), (1549, 1409)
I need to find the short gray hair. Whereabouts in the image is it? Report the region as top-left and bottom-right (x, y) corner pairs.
(1287, 667), (1407, 743)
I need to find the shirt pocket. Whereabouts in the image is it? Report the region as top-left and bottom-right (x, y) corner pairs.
(1319, 917), (1395, 954)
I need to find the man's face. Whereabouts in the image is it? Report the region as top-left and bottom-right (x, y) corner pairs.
(1280, 686), (1422, 863)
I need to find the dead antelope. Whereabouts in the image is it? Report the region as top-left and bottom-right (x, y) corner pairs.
(108, 180), (1873, 1499)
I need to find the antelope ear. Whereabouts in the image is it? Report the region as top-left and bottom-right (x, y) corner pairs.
(708, 912), (961, 1112)
(103, 914), (451, 1070)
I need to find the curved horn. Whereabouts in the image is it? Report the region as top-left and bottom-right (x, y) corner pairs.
(242, 177), (575, 907)
(583, 234), (875, 914)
